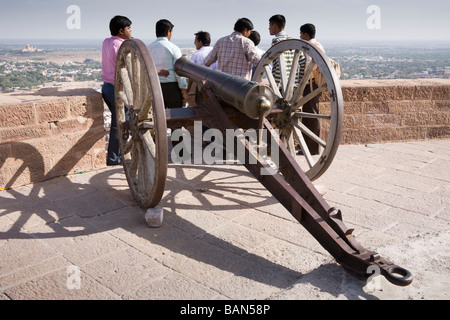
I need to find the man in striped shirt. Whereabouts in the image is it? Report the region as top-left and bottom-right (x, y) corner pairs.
(269, 14), (306, 89)
(203, 18), (261, 80)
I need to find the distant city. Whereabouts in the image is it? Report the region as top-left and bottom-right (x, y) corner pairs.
(1, 40), (449, 92)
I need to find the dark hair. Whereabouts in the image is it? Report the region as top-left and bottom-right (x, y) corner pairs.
(269, 14), (286, 30)
(300, 23), (316, 39)
(248, 30), (261, 46)
(195, 31), (211, 46)
(109, 15), (132, 36)
(156, 19), (174, 37)
(234, 18), (254, 33)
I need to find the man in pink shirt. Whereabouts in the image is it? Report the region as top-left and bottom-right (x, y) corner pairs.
(101, 15), (133, 166)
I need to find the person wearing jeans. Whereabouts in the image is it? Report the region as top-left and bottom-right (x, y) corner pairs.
(101, 15), (133, 166)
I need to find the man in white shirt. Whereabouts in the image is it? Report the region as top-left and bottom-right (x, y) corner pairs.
(191, 31), (217, 69)
(187, 31), (217, 95)
(148, 19), (188, 109)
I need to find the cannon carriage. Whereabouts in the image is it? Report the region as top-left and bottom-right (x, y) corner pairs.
(113, 38), (412, 286)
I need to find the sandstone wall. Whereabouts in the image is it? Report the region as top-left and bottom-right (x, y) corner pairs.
(335, 79), (450, 144)
(1, 79), (449, 189)
(0, 87), (106, 189)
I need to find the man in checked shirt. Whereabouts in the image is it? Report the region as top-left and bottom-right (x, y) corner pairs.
(203, 18), (261, 80)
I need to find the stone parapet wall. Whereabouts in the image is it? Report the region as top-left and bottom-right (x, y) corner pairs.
(1, 79), (449, 189)
(0, 87), (106, 189)
(335, 79), (450, 144)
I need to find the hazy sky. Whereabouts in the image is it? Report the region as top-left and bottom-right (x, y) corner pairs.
(1, 0), (449, 43)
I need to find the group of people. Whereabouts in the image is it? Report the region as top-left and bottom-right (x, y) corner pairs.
(101, 14), (325, 165)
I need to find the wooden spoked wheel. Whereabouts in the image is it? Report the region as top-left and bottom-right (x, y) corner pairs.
(115, 39), (168, 208)
(252, 39), (344, 181)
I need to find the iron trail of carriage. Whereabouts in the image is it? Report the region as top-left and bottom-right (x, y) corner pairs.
(113, 38), (413, 286)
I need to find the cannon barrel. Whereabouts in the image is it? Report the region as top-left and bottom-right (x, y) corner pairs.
(175, 56), (274, 119)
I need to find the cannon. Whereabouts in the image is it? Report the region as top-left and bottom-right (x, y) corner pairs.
(114, 38), (413, 286)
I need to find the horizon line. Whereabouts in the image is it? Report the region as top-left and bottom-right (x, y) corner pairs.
(1, 37), (450, 42)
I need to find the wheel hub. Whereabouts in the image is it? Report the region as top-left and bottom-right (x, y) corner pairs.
(274, 98), (293, 129)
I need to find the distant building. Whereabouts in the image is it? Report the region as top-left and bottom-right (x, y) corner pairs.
(445, 67), (450, 78)
(20, 44), (43, 53)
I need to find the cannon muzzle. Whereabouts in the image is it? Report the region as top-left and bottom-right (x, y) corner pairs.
(175, 56), (274, 119)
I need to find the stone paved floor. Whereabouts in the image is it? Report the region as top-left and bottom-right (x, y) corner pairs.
(0, 139), (449, 300)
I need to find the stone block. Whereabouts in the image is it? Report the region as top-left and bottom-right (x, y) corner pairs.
(342, 86), (369, 102)
(51, 118), (92, 134)
(428, 112), (449, 126)
(435, 100), (450, 111)
(0, 103), (35, 127)
(341, 101), (364, 114)
(387, 100), (434, 114)
(427, 125), (450, 139)
(432, 85), (450, 100)
(367, 86), (397, 102)
(414, 85), (433, 100)
(366, 113), (402, 127)
(343, 114), (367, 128)
(35, 98), (69, 123)
(400, 112), (430, 126)
(69, 96), (89, 117)
(86, 93), (104, 114)
(145, 207), (164, 228)
(396, 86), (415, 100)
(363, 101), (389, 114)
(0, 124), (51, 143)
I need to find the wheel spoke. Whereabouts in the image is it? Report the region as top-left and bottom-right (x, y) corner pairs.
(290, 61), (315, 104)
(123, 137), (133, 155)
(125, 52), (133, 86)
(293, 112), (331, 120)
(142, 138), (156, 185)
(140, 130), (157, 159)
(118, 90), (129, 107)
(120, 67), (134, 107)
(277, 53), (288, 94)
(293, 126), (315, 168)
(292, 118), (326, 147)
(291, 84), (328, 111)
(130, 141), (140, 180)
(281, 126), (296, 156)
(130, 54), (142, 108)
(263, 65), (282, 99)
(137, 143), (148, 194)
(138, 70), (153, 121)
(284, 50), (302, 101)
(139, 121), (155, 130)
